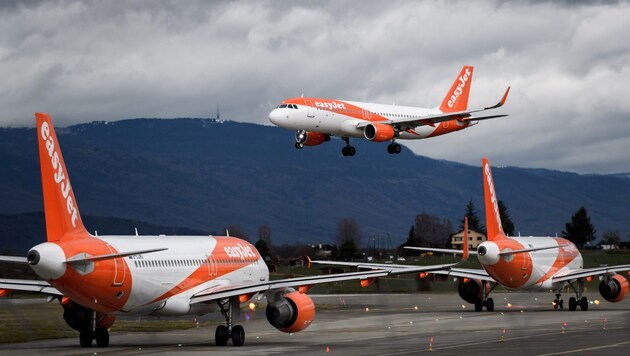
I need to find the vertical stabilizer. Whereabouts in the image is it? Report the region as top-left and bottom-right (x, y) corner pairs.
(481, 157), (505, 241)
(439, 66), (473, 113)
(36, 113), (88, 241)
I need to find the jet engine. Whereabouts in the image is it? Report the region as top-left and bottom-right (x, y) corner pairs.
(61, 299), (115, 331)
(295, 130), (330, 146)
(599, 274), (629, 303)
(364, 123), (395, 142)
(266, 291), (315, 333)
(457, 279), (490, 304)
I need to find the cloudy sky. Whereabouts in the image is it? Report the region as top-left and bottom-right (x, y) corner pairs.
(1, 0), (629, 174)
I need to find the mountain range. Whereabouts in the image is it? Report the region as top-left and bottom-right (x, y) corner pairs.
(1, 118), (628, 254)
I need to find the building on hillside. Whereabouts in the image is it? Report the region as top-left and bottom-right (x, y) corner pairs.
(451, 229), (486, 250)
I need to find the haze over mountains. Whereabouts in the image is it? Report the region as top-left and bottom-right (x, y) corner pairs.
(1, 118), (629, 254)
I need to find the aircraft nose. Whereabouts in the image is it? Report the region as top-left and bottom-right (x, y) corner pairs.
(268, 109), (283, 125)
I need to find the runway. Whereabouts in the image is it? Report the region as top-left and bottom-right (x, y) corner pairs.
(1, 291), (629, 355)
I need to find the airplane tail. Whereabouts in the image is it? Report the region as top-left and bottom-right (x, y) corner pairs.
(36, 113), (89, 242)
(481, 157), (505, 241)
(439, 66), (473, 113)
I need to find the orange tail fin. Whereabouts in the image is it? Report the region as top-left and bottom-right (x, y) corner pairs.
(36, 113), (88, 241)
(481, 157), (505, 241)
(439, 65), (473, 113)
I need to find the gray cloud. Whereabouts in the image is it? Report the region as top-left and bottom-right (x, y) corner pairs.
(1, 0), (629, 173)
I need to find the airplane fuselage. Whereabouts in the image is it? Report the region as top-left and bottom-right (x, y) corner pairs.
(269, 97), (473, 140)
(477, 236), (582, 292)
(29, 235), (268, 316)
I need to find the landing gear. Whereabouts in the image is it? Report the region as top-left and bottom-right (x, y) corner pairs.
(77, 310), (110, 347)
(567, 278), (589, 311)
(387, 142), (402, 154)
(341, 137), (356, 157)
(216, 297), (245, 346)
(553, 293), (564, 309)
(295, 142), (304, 149)
(473, 281), (498, 312)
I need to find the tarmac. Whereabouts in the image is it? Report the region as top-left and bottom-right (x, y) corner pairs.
(1, 291), (629, 355)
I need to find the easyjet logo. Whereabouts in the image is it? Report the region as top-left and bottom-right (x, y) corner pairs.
(484, 162), (502, 231)
(447, 68), (471, 108)
(224, 243), (256, 260)
(40, 122), (79, 227)
(314, 101), (347, 110)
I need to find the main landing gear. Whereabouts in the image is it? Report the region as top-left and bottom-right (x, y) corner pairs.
(341, 137), (356, 157)
(552, 279), (588, 311)
(216, 297), (245, 346)
(78, 310), (110, 347)
(387, 141), (402, 154)
(567, 278), (589, 311)
(475, 281), (498, 312)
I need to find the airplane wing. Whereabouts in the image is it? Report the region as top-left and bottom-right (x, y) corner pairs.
(552, 264), (630, 283)
(189, 269), (389, 304)
(357, 86), (510, 129)
(0, 278), (62, 296)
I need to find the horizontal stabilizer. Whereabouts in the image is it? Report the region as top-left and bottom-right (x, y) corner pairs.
(404, 246), (478, 256)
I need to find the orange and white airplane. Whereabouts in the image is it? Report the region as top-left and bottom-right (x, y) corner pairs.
(313, 158), (630, 312)
(0, 113), (468, 348)
(268, 66), (510, 156)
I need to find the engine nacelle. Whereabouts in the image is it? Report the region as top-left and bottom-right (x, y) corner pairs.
(62, 300), (115, 331)
(266, 291), (315, 333)
(295, 130), (330, 146)
(457, 279), (490, 304)
(599, 274), (629, 303)
(364, 123), (395, 142)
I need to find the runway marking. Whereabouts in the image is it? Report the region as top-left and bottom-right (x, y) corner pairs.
(535, 340), (630, 356)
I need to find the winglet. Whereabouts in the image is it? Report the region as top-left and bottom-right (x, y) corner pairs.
(484, 86), (511, 110)
(439, 66), (474, 113)
(36, 113), (88, 242)
(482, 157), (505, 240)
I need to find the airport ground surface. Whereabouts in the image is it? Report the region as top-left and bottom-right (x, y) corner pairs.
(1, 292), (629, 355)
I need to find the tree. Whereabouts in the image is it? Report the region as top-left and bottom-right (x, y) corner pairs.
(336, 218), (362, 247)
(403, 213), (453, 250)
(254, 239), (271, 261)
(224, 224), (248, 241)
(498, 200), (515, 236)
(461, 200), (484, 233)
(602, 230), (621, 246)
(562, 206), (596, 249)
(257, 224), (272, 248)
(336, 218), (362, 261)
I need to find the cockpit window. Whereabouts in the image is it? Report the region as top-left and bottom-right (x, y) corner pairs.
(279, 104), (288, 108)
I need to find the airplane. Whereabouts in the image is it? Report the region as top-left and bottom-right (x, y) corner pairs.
(268, 65), (510, 156)
(312, 158), (630, 312)
(0, 113), (468, 348)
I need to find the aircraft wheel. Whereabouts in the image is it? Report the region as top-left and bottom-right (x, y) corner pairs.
(553, 299), (559, 309)
(79, 328), (93, 347)
(95, 327), (109, 347)
(580, 297), (588, 311)
(215, 325), (229, 346)
(393, 143), (402, 154)
(486, 298), (494, 312)
(559, 299), (564, 309)
(295, 142), (303, 149)
(474, 299), (483, 312)
(568, 297), (577, 311)
(232, 325), (245, 346)
(387, 144), (394, 154)
(348, 146), (356, 156)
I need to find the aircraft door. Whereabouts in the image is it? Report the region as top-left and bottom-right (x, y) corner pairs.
(106, 244), (126, 286)
(305, 100), (315, 118)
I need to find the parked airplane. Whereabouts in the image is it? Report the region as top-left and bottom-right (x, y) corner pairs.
(268, 66), (510, 156)
(313, 158), (630, 311)
(0, 113), (467, 348)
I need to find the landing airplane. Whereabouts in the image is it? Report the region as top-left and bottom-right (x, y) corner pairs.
(0, 113), (467, 348)
(268, 66), (510, 156)
(313, 158), (630, 311)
